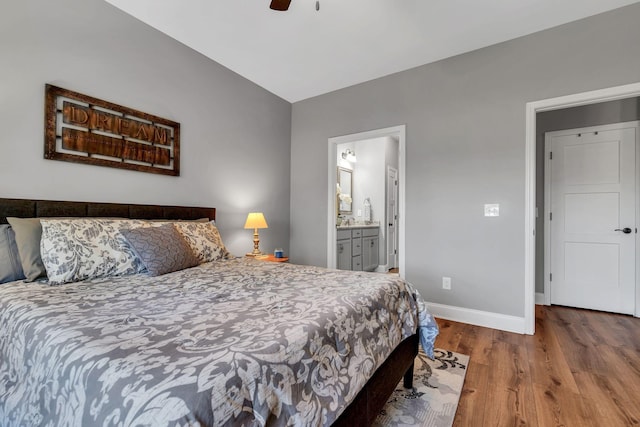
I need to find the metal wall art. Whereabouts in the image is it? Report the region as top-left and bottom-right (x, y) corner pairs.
(44, 84), (180, 176)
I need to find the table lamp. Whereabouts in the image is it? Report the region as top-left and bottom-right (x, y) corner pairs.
(244, 212), (268, 257)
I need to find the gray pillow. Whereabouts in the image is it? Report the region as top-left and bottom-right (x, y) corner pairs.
(0, 225), (26, 284)
(121, 224), (200, 276)
(6, 217), (46, 282)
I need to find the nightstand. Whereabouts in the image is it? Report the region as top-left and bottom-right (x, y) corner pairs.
(255, 254), (289, 263)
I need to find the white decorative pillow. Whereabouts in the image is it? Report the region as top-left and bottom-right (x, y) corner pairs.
(40, 219), (149, 285)
(171, 222), (229, 262)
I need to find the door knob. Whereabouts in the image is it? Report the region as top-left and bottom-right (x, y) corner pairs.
(614, 227), (632, 234)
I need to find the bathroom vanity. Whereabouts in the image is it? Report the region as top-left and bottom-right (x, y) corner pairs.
(336, 224), (379, 272)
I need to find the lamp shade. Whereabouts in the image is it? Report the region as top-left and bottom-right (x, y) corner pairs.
(244, 212), (268, 229)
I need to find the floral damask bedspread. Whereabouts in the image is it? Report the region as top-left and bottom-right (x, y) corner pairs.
(0, 258), (438, 426)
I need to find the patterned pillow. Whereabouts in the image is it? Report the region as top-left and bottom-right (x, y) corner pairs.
(120, 224), (200, 276)
(0, 225), (25, 284)
(40, 219), (148, 285)
(171, 221), (229, 262)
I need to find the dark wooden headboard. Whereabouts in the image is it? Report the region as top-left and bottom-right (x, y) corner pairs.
(0, 198), (215, 224)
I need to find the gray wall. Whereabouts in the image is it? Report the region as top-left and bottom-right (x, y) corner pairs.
(290, 3), (640, 317)
(535, 97), (640, 293)
(0, 0), (292, 257)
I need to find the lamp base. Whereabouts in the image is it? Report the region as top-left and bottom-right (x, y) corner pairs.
(246, 229), (263, 258)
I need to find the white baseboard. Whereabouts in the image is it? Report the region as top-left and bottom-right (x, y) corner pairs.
(535, 292), (546, 305)
(426, 302), (525, 334)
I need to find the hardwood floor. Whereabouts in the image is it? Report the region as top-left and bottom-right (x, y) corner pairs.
(434, 305), (640, 426)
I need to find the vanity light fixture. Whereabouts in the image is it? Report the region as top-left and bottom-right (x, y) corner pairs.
(244, 212), (268, 257)
(341, 149), (357, 163)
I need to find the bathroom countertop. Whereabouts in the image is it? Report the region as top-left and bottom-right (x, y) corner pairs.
(336, 222), (380, 229)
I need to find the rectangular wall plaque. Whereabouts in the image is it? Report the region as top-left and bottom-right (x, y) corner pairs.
(45, 84), (180, 176)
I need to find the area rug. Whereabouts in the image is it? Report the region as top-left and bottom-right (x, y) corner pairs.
(374, 348), (469, 427)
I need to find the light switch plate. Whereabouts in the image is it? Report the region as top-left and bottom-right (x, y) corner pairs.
(484, 203), (500, 217)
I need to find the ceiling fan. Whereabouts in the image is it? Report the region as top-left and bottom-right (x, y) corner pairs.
(270, 0), (320, 11)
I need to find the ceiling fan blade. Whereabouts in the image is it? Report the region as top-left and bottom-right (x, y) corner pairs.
(270, 0), (291, 11)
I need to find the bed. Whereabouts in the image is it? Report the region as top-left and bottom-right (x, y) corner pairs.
(0, 198), (438, 426)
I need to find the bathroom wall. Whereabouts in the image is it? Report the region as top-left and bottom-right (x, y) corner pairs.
(352, 139), (385, 225)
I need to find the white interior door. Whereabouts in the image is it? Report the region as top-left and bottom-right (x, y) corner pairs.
(546, 124), (637, 314)
(387, 166), (398, 270)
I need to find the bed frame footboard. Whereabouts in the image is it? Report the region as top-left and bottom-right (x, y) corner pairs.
(332, 333), (419, 426)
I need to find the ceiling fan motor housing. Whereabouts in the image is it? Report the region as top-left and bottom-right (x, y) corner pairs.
(270, 0), (292, 11)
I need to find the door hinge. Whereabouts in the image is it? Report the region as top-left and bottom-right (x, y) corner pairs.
(395, 180), (398, 185)
(550, 273), (552, 282)
(550, 212), (552, 221)
(549, 152), (553, 160)
(394, 249), (397, 254)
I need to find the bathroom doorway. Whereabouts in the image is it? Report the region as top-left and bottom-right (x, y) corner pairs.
(327, 125), (406, 276)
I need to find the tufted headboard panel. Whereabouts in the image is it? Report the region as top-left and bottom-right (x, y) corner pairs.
(0, 198), (215, 224)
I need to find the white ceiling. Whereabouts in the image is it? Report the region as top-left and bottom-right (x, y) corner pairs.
(104, 0), (639, 103)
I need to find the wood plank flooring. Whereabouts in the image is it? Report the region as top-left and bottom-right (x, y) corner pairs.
(434, 305), (640, 426)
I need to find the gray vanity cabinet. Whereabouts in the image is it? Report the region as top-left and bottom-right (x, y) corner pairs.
(337, 230), (352, 270)
(337, 226), (379, 272)
(362, 228), (379, 272)
(351, 229), (363, 271)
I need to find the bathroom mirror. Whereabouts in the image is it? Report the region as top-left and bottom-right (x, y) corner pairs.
(337, 167), (353, 214)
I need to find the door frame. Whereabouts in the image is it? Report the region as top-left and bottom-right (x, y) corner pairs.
(525, 82), (640, 334)
(543, 121), (639, 309)
(327, 125), (406, 277)
(386, 165), (399, 270)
